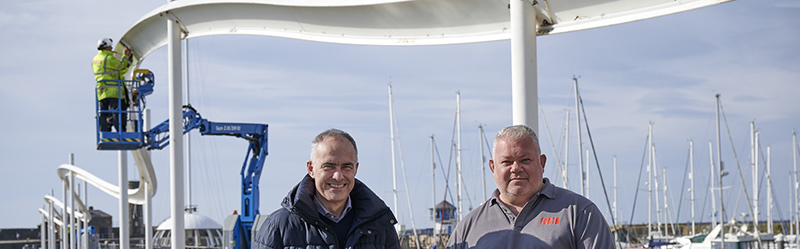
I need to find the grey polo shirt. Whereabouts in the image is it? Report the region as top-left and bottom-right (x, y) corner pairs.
(446, 178), (614, 249)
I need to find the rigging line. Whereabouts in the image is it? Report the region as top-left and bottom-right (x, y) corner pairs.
(577, 96), (619, 248)
(755, 139), (789, 234)
(719, 99), (763, 247)
(663, 171), (679, 235)
(699, 169), (711, 225)
(539, 99), (565, 186)
(389, 93), (421, 249)
(436, 115), (460, 246)
(626, 131), (651, 246)
(767, 170), (790, 235)
(675, 146), (691, 224)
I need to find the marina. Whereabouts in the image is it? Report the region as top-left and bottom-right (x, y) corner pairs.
(2, 0), (799, 249)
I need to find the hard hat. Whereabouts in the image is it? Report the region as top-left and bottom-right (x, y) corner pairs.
(97, 38), (113, 50)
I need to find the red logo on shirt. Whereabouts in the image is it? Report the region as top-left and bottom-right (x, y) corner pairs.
(540, 217), (560, 225)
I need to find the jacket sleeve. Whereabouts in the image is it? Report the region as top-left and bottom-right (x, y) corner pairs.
(385, 222), (401, 249)
(252, 216), (283, 249)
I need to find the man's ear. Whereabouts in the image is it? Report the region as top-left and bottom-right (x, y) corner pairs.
(307, 160), (314, 178)
(354, 162), (359, 176)
(539, 154), (547, 170)
(489, 159), (495, 174)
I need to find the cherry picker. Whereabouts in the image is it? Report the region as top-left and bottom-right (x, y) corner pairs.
(95, 71), (268, 249)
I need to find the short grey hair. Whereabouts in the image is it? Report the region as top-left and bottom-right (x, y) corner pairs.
(310, 128), (358, 161)
(493, 125), (541, 154)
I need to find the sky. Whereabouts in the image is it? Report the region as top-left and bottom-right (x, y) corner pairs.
(1, 0), (799, 236)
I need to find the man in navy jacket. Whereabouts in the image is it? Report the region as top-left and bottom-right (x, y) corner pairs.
(254, 129), (400, 249)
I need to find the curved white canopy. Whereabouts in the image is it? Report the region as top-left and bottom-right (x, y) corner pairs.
(115, 0), (732, 64)
(55, 148), (157, 205)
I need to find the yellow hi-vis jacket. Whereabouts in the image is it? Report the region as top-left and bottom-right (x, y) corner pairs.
(92, 49), (132, 101)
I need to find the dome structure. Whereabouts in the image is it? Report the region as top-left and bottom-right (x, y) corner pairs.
(153, 213), (223, 248)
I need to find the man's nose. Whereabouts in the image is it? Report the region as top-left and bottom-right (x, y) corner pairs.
(332, 168), (344, 180)
(509, 161), (523, 173)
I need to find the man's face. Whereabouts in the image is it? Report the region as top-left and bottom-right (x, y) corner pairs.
(307, 136), (359, 208)
(489, 136), (547, 203)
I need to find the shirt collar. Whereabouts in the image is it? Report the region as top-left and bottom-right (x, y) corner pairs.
(313, 195), (352, 223)
(489, 178), (556, 219)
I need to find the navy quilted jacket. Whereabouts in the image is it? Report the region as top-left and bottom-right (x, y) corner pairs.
(253, 175), (400, 249)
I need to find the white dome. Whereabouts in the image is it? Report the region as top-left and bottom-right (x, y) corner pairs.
(156, 213), (222, 230)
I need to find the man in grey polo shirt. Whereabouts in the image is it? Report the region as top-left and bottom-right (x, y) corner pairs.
(446, 125), (614, 249)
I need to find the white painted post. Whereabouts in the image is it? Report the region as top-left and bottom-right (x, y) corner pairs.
(144, 109), (153, 249)
(69, 154), (75, 249)
(49, 189), (55, 249)
(168, 9), (186, 249)
(510, 0), (537, 130)
(119, 150), (129, 249)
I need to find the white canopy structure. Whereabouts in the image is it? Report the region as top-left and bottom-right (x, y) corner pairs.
(108, 1), (734, 249)
(115, 0), (732, 63)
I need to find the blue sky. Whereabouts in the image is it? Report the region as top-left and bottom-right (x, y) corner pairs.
(1, 0), (799, 235)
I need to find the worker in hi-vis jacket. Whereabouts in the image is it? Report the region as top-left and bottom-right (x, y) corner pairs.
(92, 38), (132, 132)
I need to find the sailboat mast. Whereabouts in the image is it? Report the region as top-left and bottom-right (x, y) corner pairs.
(479, 125), (487, 201)
(586, 149), (590, 198)
(794, 131), (798, 240)
(715, 94), (724, 245)
(709, 141), (717, 229)
(768, 146), (773, 234)
(430, 135), (437, 246)
(690, 140), (696, 235)
(563, 110), (570, 189)
(387, 85), (398, 221)
(654, 144), (661, 235)
(613, 156), (617, 243)
(647, 123), (653, 236)
(752, 123), (758, 231)
(574, 77), (585, 196)
(456, 91), (463, 221)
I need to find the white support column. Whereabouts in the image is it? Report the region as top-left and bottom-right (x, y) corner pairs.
(144, 109), (153, 249)
(49, 189), (55, 249)
(69, 154), (75, 249)
(62, 175), (67, 249)
(510, 0), (537, 130)
(41, 208), (47, 249)
(167, 11), (185, 249)
(119, 150), (129, 249)
(82, 181), (88, 249)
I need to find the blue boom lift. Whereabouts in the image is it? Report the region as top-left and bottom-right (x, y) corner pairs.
(95, 71), (268, 249)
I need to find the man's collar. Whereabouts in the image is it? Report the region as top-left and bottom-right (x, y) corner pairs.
(313, 195), (352, 223)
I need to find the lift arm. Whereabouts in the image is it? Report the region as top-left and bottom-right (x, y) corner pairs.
(143, 105), (268, 249)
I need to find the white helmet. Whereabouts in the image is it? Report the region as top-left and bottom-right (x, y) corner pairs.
(97, 38), (113, 50)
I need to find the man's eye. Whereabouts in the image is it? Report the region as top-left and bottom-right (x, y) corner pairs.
(521, 159), (532, 163)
